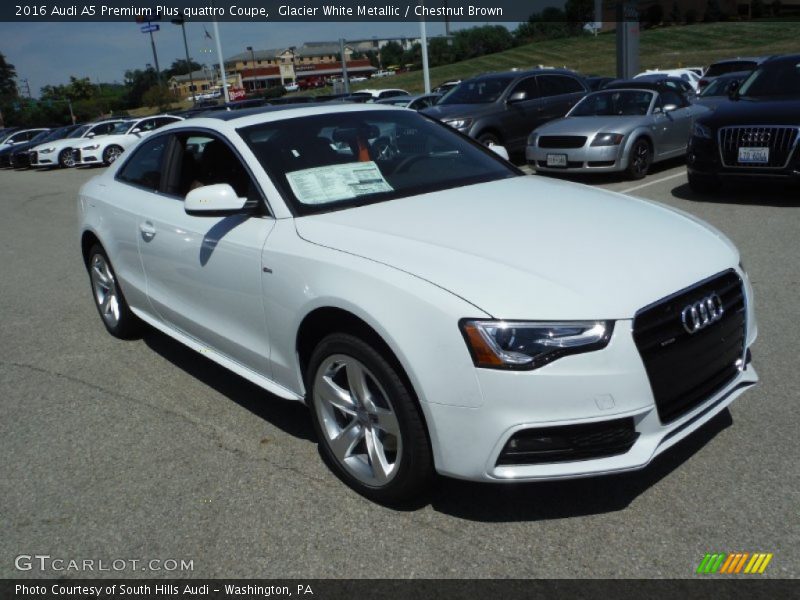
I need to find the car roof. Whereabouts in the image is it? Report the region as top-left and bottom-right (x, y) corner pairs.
(604, 80), (670, 91)
(468, 68), (581, 81)
(709, 56), (769, 65)
(762, 53), (800, 65)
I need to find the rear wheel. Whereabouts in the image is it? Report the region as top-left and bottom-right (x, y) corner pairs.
(307, 333), (433, 504)
(476, 131), (501, 146)
(626, 138), (652, 180)
(58, 149), (74, 168)
(103, 145), (123, 165)
(87, 244), (142, 339)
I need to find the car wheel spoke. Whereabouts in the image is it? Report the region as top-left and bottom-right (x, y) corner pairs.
(365, 428), (391, 484)
(372, 406), (400, 437)
(345, 359), (371, 407)
(318, 374), (357, 416)
(330, 420), (363, 461)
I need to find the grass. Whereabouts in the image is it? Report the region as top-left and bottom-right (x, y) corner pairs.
(132, 21), (800, 113)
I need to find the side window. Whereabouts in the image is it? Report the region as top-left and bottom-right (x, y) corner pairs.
(536, 75), (563, 97)
(136, 119), (159, 132)
(93, 123), (113, 135)
(116, 135), (168, 191)
(510, 76), (539, 99)
(659, 89), (686, 108)
(155, 117), (179, 128)
(555, 75), (586, 94)
(167, 133), (263, 206)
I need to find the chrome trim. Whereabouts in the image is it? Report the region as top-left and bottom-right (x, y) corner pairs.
(680, 293), (724, 334)
(739, 269), (749, 372)
(717, 125), (800, 169)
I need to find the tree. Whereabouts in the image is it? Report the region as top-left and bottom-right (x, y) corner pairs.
(565, 0), (595, 33)
(142, 85), (174, 111)
(164, 58), (202, 79)
(646, 3), (665, 27)
(685, 8), (698, 23)
(452, 25), (514, 61)
(751, 0), (765, 18)
(670, 1), (682, 23)
(379, 41), (404, 69)
(124, 68), (159, 108)
(428, 37), (456, 68)
(771, 0), (782, 16)
(0, 52), (18, 100)
(513, 9), (570, 42)
(704, 0), (725, 21)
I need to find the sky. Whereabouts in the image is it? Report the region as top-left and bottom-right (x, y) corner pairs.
(0, 19), (522, 97)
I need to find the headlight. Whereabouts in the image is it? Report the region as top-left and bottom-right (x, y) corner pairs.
(591, 133), (625, 146)
(443, 118), (472, 130)
(39, 147), (56, 154)
(83, 144), (100, 151)
(693, 122), (712, 139)
(460, 320), (613, 370)
(527, 132), (539, 147)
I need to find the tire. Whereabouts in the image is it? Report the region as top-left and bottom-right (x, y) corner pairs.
(102, 145), (124, 166)
(58, 149), (75, 168)
(307, 333), (434, 504)
(476, 131), (501, 146)
(87, 244), (142, 339)
(625, 138), (652, 180)
(688, 172), (722, 194)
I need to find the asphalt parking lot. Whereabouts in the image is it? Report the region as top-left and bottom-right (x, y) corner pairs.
(1, 162), (798, 579)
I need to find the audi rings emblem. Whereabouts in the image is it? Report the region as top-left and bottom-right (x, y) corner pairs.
(681, 293), (724, 334)
(742, 131), (771, 144)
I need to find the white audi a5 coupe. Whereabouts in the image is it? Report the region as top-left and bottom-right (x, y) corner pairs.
(30, 119), (125, 168)
(78, 104), (758, 503)
(73, 115), (183, 166)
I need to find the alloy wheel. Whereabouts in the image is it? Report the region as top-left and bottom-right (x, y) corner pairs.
(90, 254), (121, 328)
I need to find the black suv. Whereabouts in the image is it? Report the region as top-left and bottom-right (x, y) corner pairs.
(422, 69), (588, 154)
(687, 54), (800, 192)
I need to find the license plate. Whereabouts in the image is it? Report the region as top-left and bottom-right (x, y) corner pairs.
(738, 147), (769, 164)
(546, 153), (568, 168)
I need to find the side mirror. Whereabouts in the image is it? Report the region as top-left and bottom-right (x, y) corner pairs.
(488, 143), (509, 161)
(185, 184), (248, 216)
(507, 91), (527, 104)
(663, 103), (679, 112)
(86, 132), (95, 138)
(131, 128), (142, 135)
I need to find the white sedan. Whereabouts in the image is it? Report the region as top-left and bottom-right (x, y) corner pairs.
(78, 104), (758, 503)
(74, 115), (183, 166)
(30, 120), (125, 168)
(636, 69), (702, 91)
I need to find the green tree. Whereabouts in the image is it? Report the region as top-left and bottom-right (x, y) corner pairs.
(142, 85), (174, 111)
(646, 3), (665, 27)
(428, 37), (456, 67)
(670, 1), (682, 23)
(379, 41), (404, 68)
(565, 0), (594, 33)
(124, 68), (159, 108)
(164, 58), (202, 79)
(751, 0), (765, 17)
(0, 52), (17, 100)
(452, 25), (514, 61)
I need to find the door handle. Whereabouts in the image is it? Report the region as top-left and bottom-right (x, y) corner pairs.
(139, 222), (156, 239)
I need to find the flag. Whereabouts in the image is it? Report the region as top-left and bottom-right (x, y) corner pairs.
(204, 26), (213, 40)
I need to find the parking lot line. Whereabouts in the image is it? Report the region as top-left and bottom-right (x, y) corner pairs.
(620, 171), (686, 195)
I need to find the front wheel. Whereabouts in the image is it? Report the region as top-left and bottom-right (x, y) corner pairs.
(626, 138), (652, 180)
(103, 145), (123, 165)
(87, 245), (142, 339)
(307, 333), (434, 504)
(476, 131), (501, 146)
(59, 149), (75, 168)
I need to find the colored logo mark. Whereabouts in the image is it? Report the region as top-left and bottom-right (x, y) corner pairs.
(697, 552), (773, 574)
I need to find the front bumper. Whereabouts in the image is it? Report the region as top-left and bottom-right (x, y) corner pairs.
(30, 150), (58, 167)
(688, 135), (800, 181)
(424, 268), (758, 482)
(526, 143), (626, 173)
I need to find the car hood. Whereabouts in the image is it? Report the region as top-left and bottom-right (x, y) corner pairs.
(294, 176), (738, 319)
(31, 137), (86, 152)
(77, 134), (129, 149)
(534, 116), (646, 136)
(701, 97), (800, 126)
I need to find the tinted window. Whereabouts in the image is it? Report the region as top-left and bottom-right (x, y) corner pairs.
(91, 122), (118, 136)
(658, 89), (686, 108)
(706, 61), (757, 77)
(739, 60), (800, 97)
(509, 77), (538, 99)
(238, 110), (518, 216)
(116, 135), (168, 191)
(554, 75), (586, 93)
(537, 75), (583, 97)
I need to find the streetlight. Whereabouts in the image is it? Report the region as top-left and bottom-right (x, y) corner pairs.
(246, 46), (256, 91)
(172, 16), (196, 105)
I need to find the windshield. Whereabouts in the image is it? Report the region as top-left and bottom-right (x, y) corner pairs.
(570, 90), (653, 116)
(439, 76), (514, 104)
(738, 60), (800, 98)
(28, 130), (52, 144)
(700, 75), (742, 97)
(238, 110), (519, 216)
(69, 125), (90, 138)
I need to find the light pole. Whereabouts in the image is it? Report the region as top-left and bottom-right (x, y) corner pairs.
(172, 17), (196, 105)
(419, 4), (431, 93)
(247, 46), (256, 91)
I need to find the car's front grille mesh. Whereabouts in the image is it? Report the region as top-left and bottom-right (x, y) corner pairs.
(29, 151), (37, 164)
(633, 270), (745, 424)
(538, 135), (587, 149)
(718, 126), (799, 168)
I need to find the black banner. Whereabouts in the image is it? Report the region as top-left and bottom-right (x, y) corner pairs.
(2, 579), (798, 600)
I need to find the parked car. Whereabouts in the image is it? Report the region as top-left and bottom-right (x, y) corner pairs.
(687, 53), (800, 192)
(73, 115), (183, 166)
(697, 57), (767, 91)
(375, 93), (442, 110)
(423, 69), (589, 153)
(585, 76), (615, 91)
(78, 104), (758, 502)
(636, 69), (701, 91)
(0, 128), (50, 167)
(433, 80), (461, 95)
(11, 124), (82, 168)
(30, 119), (125, 168)
(0, 127), (49, 154)
(528, 82), (709, 178)
(693, 71), (751, 111)
(371, 70), (395, 78)
(284, 83), (300, 92)
(627, 74), (697, 98)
